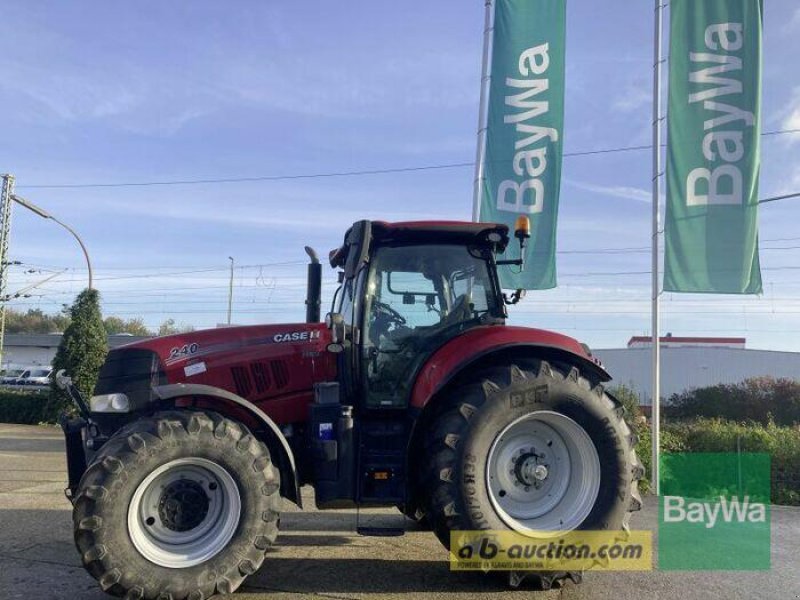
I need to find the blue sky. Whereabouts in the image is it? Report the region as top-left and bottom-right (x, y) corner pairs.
(2, 1), (800, 350)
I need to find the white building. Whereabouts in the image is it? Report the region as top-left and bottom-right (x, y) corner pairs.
(1, 334), (150, 370)
(594, 335), (800, 405)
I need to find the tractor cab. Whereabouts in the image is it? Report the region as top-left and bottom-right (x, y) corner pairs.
(307, 220), (531, 512)
(327, 220), (515, 410)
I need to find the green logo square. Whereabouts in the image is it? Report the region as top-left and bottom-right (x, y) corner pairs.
(658, 453), (770, 570)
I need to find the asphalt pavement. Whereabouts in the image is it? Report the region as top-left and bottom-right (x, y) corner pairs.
(0, 423), (798, 600)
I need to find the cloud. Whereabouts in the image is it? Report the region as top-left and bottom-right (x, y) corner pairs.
(612, 85), (650, 113)
(215, 50), (475, 119)
(0, 58), (215, 137)
(780, 87), (800, 145)
(89, 196), (451, 233)
(782, 8), (800, 35)
(566, 179), (651, 203)
(0, 61), (141, 121)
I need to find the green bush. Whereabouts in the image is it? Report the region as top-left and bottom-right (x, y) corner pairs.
(666, 377), (800, 426)
(663, 418), (800, 506)
(611, 385), (799, 505)
(0, 389), (60, 424)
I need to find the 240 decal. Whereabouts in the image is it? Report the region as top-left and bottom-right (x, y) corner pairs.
(169, 343), (199, 360)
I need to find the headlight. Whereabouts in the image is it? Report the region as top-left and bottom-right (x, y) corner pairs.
(89, 393), (130, 413)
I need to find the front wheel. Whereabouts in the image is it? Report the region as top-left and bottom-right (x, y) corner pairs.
(73, 410), (281, 599)
(421, 360), (642, 586)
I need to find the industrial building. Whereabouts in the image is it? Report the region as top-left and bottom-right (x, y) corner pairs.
(594, 335), (800, 405)
(0, 334), (149, 370)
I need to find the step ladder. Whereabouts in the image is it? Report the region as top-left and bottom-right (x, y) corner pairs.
(355, 506), (407, 537)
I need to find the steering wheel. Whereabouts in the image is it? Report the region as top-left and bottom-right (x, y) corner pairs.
(369, 301), (408, 346)
(373, 301), (406, 326)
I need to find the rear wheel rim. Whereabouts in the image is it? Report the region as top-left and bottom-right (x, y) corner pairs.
(486, 410), (601, 534)
(127, 457), (241, 568)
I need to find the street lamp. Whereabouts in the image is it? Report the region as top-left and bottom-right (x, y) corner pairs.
(227, 256), (234, 325)
(11, 194), (93, 289)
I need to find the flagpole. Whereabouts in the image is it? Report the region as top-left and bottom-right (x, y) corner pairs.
(471, 0), (494, 223)
(651, 0), (664, 497)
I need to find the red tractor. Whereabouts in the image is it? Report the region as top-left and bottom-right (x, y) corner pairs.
(59, 219), (642, 599)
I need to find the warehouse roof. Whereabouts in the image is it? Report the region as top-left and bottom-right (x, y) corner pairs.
(627, 335), (746, 347)
(3, 334), (151, 348)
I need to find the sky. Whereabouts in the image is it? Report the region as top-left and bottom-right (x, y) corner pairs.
(2, 1), (800, 350)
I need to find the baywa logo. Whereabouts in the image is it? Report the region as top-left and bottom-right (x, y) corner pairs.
(663, 495), (766, 529)
(658, 453), (771, 571)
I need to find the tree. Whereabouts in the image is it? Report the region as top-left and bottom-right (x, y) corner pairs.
(103, 316), (152, 336)
(5, 308), (70, 334)
(50, 289), (108, 413)
(157, 318), (195, 336)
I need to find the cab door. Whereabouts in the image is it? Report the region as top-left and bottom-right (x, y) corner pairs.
(361, 264), (444, 409)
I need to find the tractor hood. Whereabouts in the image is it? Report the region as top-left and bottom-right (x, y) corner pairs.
(120, 322), (331, 371)
(96, 322), (336, 422)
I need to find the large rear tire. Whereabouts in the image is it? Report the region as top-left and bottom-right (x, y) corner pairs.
(73, 410), (280, 599)
(421, 360), (642, 588)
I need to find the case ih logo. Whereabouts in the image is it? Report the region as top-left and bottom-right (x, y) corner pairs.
(273, 330), (320, 343)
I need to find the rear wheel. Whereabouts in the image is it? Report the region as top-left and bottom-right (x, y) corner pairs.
(421, 360), (642, 588)
(73, 410), (281, 599)
(486, 410), (602, 533)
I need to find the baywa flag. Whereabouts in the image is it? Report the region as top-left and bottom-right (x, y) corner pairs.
(664, 0), (763, 294)
(479, 0), (566, 290)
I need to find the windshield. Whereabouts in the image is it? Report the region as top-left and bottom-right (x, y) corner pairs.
(364, 244), (497, 344)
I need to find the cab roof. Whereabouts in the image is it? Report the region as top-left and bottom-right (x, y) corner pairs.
(329, 220), (510, 269)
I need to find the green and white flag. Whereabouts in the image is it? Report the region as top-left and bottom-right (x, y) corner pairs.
(664, 0), (763, 294)
(479, 0), (566, 290)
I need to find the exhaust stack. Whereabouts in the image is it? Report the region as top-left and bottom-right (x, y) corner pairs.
(304, 246), (322, 323)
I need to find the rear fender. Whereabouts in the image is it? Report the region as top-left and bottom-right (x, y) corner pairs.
(410, 326), (610, 411)
(153, 383), (301, 507)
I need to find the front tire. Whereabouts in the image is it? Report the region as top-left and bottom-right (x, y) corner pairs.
(421, 360), (642, 586)
(73, 410), (281, 599)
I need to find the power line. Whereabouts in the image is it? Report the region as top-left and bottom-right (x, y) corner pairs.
(14, 232), (800, 276)
(759, 191), (800, 205)
(16, 127), (800, 190)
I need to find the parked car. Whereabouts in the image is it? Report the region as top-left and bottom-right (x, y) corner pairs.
(19, 367), (53, 386)
(1, 367), (29, 385)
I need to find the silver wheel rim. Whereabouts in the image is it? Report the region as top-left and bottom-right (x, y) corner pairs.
(127, 457), (241, 568)
(486, 410), (601, 534)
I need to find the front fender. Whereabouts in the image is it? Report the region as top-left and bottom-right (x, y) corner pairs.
(410, 325), (610, 410)
(153, 383), (301, 507)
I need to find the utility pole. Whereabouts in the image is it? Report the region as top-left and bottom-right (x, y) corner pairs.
(0, 175), (16, 369)
(651, 0), (664, 497)
(227, 256), (234, 325)
(471, 0), (494, 222)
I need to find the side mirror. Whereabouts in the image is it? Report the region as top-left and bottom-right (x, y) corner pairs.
(325, 312), (346, 353)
